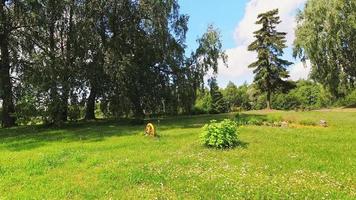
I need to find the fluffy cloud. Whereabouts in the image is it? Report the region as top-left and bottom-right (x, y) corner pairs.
(289, 60), (312, 81)
(217, 46), (256, 86)
(235, 0), (307, 46)
(217, 0), (308, 87)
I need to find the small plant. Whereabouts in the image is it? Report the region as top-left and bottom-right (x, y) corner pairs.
(201, 119), (239, 149)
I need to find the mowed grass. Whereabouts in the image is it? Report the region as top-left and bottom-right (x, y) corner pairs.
(0, 110), (355, 199)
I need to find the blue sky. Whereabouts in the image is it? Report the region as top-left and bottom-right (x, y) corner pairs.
(180, 0), (247, 53)
(179, 0), (310, 88)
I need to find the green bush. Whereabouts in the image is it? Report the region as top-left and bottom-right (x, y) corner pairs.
(201, 119), (239, 149)
(343, 90), (356, 107)
(271, 81), (331, 110)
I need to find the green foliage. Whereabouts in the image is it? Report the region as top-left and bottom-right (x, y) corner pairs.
(195, 25), (228, 78)
(217, 80), (334, 112)
(193, 79), (229, 115)
(272, 93), (300, 110)
(14, 93), (40, 125)
(1, 0), (201, 126)
(342, 90), (356, 107)
(68, 105), (82, 122)
(201, 119), (239, 148)
(209, 78), (228, 114)
(222, 82), (251, 111)
(188, 25), (228, 115)
(272, 81), (331, 110)
(194, 90), (212, 114)
(248, 9), (292, 109)
(294, 0), (356, 97)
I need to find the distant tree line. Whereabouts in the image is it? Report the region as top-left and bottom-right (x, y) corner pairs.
(0, 0), (226, 127)
(195, 79), (356, 114)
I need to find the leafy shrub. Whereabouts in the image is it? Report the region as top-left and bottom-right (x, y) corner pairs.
(272, 93), (300, 110)
(343, 90), (356, 107)
(271, 81), (331, 110)
(201, 119), (239, 149)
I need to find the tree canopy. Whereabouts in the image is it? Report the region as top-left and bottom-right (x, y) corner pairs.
(294, 0), (356, 97)
(0, 0), (228, 127)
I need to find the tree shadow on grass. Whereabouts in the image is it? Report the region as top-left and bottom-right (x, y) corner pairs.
(0, 120), (140, 152)
(235, 140), (249, 149)
(344, 104), (356, 108)
(0, 113), (264, 152)
(234, 113), (269, 125)
(158, 113), (269, 130)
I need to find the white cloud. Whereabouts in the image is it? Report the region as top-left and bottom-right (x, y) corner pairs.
(235, 0), (306, 46)
(217, 46), (256, 87)
(289, 60), (311, 81)
(217, 0), (308, 88)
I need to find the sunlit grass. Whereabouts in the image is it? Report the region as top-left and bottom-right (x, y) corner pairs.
(0, 110), (355, 199)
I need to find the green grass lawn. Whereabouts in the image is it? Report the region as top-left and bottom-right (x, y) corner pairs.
(0, 110), (355, 199)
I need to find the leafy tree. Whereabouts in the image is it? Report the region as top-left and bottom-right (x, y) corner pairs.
(343, 89), (356, 107)
(236, 83), (252, 110)
(194, 89), (212, 114)
(222, 82), (239, 111)
(0, 0), (40, 127)
(246, 83), (266, 110)
(272, 80), (331, 110)
(184, 25), (227, 113)
(75, 0), (111, 120)
(294, 0), (356, 97)
(1, 0), (231, 127)
(0, 0), (19, 127)
(19, 0), (83, 125)
(248, 9), (292, 109)
(195, 25), (227, 84)
(222, 82), (251, 111)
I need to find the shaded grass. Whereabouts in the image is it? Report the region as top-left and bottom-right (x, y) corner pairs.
(0, 110), (355, 199)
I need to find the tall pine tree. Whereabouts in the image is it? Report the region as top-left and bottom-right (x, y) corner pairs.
(248, 9), (292, 109)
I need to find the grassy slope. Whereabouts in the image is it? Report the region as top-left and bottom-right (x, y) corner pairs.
(0, 110), (355, 199)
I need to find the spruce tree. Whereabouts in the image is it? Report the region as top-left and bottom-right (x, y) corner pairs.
(248, 9), (292, 109)
(209, 78), (227, 114)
